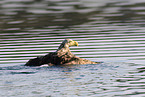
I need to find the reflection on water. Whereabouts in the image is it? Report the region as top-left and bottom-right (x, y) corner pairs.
(1, 0), (145, 96)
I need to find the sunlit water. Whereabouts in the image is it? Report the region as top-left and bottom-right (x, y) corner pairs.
(1, 0), (145, 97)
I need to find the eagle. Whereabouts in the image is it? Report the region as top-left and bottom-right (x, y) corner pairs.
(25, 39), (98, 66)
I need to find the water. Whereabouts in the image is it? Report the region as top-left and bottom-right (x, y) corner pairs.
(1, 0), (145, 96)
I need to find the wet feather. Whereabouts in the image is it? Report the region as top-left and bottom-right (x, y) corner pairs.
(25, 39), (98, 66)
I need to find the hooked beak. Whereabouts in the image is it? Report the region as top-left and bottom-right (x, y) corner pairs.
(69, 40), (78, 47)
(74, 41), (78, 46)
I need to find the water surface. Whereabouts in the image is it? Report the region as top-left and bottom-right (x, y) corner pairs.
(1, 0), (145, 97)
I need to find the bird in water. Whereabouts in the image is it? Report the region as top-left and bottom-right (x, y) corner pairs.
(25, 39), (98, 66)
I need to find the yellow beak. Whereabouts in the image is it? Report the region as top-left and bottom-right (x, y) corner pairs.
(74, 41), (78, 46)
(70, 41), (78, 47)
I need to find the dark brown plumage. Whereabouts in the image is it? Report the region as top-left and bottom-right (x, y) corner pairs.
(25, 39), (98, 66)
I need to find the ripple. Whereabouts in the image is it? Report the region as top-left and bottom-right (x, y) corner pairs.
(1, 0), (145, 97)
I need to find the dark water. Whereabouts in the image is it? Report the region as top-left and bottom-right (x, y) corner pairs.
(1, 0), (145, 96)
